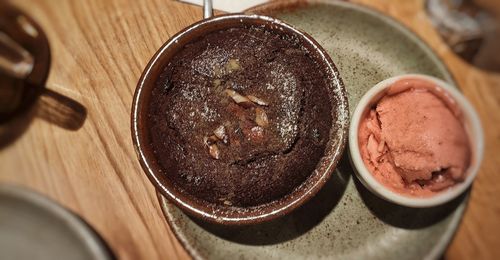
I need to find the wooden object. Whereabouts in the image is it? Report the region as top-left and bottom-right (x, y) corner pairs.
(1, 0), (499, 259)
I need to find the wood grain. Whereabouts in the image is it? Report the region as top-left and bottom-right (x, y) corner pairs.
(0, 0), (499, 259)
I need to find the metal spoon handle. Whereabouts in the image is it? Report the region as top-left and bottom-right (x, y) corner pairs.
(203, 0), (213, 19)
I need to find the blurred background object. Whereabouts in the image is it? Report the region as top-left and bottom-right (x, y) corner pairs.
(0, 29), (34, 80)
(0, 2), (86, 147)
(180, 0), (268, 13)
(0, 184), (114, 260)
(426, 0), (500, 72)
(0, 2), (49, 123)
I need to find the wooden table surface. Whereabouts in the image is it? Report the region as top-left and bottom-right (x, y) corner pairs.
(1, 0), (499, 259)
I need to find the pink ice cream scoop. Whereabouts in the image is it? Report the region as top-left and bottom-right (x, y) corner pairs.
(358, 78), (471, 197)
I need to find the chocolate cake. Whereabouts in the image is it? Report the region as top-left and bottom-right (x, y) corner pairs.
(147, 26), (333, 207)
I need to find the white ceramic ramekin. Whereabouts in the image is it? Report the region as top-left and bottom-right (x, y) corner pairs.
(349, 74), (484, 208)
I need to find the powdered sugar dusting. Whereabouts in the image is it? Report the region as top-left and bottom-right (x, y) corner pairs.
(269, 62), (299, 146)
(180, 83), (203, 101)
(201, 103), (219, 122)
(190, 45), (230, 78)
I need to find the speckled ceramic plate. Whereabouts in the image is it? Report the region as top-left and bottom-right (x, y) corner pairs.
(158, 1), (467, 259)
(0, 185), (112, 260)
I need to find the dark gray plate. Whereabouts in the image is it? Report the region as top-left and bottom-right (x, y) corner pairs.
(0, 185), (112, 260)
(159, 1), (466, 259)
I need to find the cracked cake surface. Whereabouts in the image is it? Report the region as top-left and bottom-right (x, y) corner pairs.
(148, 26), (333, 207)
